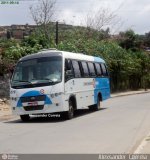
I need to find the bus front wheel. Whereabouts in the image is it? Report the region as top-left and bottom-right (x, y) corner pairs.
(64, 101), (74, 120)
(20, 115), (30, 122)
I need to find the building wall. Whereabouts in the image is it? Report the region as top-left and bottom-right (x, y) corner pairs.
(0, 25), (37, 39)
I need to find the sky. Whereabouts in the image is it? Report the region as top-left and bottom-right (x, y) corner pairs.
(0, 0), (150, 34)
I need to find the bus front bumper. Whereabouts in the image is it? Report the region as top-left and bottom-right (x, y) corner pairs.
(11, 104), (66, 116)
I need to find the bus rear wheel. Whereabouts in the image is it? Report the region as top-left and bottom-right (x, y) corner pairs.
(20, 115), (30, 122)
(89, 96), (101, 111)
(95, 95), (101, 111)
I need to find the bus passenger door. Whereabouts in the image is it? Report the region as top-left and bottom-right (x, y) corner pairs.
(64, 59), (85, 109)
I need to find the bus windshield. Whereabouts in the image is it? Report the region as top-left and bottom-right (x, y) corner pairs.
(11, 56), (62, 88)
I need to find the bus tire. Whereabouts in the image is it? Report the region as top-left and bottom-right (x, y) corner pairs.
(95, 95), (101, 111)
(64, 100), (74, 120)
(89, 96), (101, 111)
(20, 115), (30, 122)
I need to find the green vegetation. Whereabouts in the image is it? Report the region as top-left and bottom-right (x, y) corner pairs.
(0, 26), (150, 92)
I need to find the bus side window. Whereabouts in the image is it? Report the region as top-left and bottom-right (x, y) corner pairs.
(101, 63), (108, 77)
(104, 64), (109, 76)
(87, 62), (96, 77)
(94, 63), (102, 77)
(65, 59), (71, 71)
(72, 60), (81, 78)
(81, 61), (89, 77)
(65, 59), (74, 81)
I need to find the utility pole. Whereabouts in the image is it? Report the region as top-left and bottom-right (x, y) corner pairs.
(56, 21), (58, 46)
(7, 30), (11, 39)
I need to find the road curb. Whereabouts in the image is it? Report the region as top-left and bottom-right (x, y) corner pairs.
(111, 90), (150, 98)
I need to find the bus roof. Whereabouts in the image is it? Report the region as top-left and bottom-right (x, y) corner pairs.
(62, 51), (105, 63)
(19, 49), (105, 63)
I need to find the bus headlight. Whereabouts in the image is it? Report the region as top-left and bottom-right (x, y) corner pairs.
(50, 94), (55, 98)
(55, 93), (58, 97)
(50, 92), (62, 98)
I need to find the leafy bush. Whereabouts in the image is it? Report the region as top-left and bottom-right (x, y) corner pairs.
(0, 27), (150, 91)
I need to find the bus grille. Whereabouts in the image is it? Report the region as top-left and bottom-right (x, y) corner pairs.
(21, 95), (46, 103)
(24, 105), (44, 111)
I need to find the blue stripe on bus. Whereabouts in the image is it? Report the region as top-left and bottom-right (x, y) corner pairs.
(93, 57), (110, 103)
(17, 90), (52, 107)
(94, 78), (110, 104)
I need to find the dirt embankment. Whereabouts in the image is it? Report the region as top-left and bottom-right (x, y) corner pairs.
(0, 99), (12, 120)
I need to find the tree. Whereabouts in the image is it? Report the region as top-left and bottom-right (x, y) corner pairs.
(86, 8), (117, 31)
(119, 29), (142, 51)
(144, 32), (150, 47)
(29, 0), (56, 46)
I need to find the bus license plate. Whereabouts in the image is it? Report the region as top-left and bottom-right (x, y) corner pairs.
(28, 102), (38, 106)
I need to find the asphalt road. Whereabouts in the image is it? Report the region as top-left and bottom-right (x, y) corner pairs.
(0, 93), (150, 154)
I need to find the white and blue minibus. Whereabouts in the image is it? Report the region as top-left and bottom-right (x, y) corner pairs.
(10, 49), (110, 121)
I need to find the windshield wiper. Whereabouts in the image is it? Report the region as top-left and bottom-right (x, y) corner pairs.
(30, 79), (56, 84)
(42, 78), (54, 82)
(13, 80), (32, 84)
